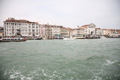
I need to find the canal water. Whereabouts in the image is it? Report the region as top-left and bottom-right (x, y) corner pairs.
(0, 39), (120, 80)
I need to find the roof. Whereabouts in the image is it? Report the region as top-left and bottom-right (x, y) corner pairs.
(81, 25), (88, 28)
(4, 18), (39, 24)
(79, 27), (84, 29)
(44, 24), (63, 28)
(96, 28), (101, 29)
(117, 30), (120, 34)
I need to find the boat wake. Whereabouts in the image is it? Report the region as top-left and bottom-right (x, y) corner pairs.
(104, 60), (117, 66)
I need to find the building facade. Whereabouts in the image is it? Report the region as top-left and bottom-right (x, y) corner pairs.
(4, 18), (120, 39)
(95, 28), (103, 37)
(72, 23), (96, 38)
(0, 27), (4, 38)
(60, 27), (69, 38)
(4, 18), (40, 38)
(39, 24), (45, 39)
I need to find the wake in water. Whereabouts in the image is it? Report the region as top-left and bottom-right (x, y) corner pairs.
(104, 60), (117, 66)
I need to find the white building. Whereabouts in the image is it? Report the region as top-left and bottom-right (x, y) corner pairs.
(72, 23), (96, 37)
(83, 23), (96, 36)
(4, 18), (40, 38)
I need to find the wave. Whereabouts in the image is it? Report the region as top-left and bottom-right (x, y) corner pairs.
(104, 60), (117, 66)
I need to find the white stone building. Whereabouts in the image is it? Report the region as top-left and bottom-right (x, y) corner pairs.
(4, 18), (40, 38)
(83, 23), (96, 36)
(72, 23), (96, 37)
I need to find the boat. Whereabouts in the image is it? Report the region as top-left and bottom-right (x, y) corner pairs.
(101, 36), (106, 39)
(0, 29), (27, 42)
(86, 37), (100, 39)
(73, 37), (85, 39)
(0, 37), (27, 42)
(34, 38), (42, 40)
(63, 37), (76, 40)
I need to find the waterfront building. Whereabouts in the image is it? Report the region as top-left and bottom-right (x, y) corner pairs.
(44, 24), (61, 39)
(95, 28), (103, 37)
(103, 29), (116, 36)
(39, 24), (45, 39)
(103, 29), (109, 35)
(83, 23), (96, 37)
(72, 27), (85, 37)
(44, 24), (69, 39)
(67, 28), (73, 38)
(116, 29), (120, 34)
(44, 24), (52, 39)
(52, 25), (61, 39)
(4, 18), (40, 38)
(73, 23), (96, 38)
(3, 18), (120, 39)
(0, 27), (4, 38)
(60, 27), (69, 38)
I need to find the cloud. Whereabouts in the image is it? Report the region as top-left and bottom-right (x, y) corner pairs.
(0, 0), (120, 29)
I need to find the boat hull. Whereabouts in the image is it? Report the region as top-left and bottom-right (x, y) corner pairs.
(0, 38), (27, 42)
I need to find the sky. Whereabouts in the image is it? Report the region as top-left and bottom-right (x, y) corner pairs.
(0, 0), (120, 29)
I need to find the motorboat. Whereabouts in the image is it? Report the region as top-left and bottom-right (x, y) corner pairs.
(0, 37), (27, 42)
(34, 38), (42, 40)
(73, 37), (85, 39)
(63, 37), (76, 40)
(101, 36), (106, 39)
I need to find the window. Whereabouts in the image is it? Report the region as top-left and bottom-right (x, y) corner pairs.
(36, 26), (38, 28)
(11, 23), (14, 25)
(32, 30), (35, 32)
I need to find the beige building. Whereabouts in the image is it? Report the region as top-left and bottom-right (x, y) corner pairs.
(44, 24), (62, 39)
(44, 24), (69, 39)
(103, 29), (115, 35)
(72, 27), (85, 37)
(60, 27), (69, 38)
(0, 27), (4, 38)
(95, 28), (103, 36)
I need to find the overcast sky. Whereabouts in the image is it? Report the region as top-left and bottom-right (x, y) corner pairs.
(0, 0), (120, 29)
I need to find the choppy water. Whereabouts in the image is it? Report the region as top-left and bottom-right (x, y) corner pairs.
(0, 39), (120, 80)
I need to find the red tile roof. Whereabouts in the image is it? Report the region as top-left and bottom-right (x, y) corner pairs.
(4, 18), (39, 24)
(81, 25), (88, 28)
(96, 28), (100, 29)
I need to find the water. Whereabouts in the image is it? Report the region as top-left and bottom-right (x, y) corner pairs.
(0, 39), (120, 80)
